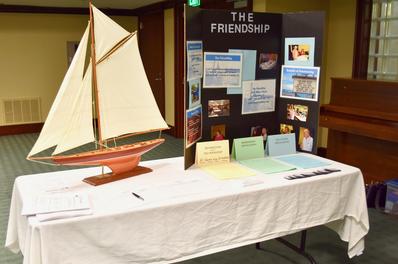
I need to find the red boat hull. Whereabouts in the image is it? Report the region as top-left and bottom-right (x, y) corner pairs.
(52, 138), (165, 185)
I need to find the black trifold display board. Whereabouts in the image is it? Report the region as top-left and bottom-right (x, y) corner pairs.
(184, 6), (324, 169)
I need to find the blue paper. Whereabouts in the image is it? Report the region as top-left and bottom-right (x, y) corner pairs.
(276, 154), (331, 169)
(267, 134), (296, 157)
(227, 49), (257, 94)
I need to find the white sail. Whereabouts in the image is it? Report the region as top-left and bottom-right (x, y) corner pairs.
(53, 66), (94, 155)
(96, 34), (169, 140)
(28, 24), (91, 157)
(92, 5), (130, 60)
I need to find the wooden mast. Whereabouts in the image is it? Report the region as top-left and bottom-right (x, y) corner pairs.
(89, 1), (103, 149)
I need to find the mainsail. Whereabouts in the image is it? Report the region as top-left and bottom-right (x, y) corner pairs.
(28, 24), (93, 157)
(97, 34), (169, 140)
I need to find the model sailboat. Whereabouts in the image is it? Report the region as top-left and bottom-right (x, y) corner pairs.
(27, 3), (169, 185)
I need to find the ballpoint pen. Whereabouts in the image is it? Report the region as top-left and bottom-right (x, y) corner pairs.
(132, 192), (144, 201)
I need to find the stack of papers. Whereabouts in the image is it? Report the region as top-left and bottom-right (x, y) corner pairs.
(239, 158), (296, 174)
(22, 193), (92, 222)
(201, 163), (256, 180)
(276, 154), (331, 169)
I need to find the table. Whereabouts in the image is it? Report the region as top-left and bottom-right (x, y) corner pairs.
(6, 154), (369, 264)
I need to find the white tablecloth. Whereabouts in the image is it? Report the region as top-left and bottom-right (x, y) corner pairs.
(5, 154), (369, 264)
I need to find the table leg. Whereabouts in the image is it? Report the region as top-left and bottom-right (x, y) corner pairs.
(255, 230), (317, 264)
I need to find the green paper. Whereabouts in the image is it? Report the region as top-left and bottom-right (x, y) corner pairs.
(239, 158), (296, 174)
(231, 136), (264, 161)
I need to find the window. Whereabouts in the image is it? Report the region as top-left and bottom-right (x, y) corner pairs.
(367, 0), (398, 80)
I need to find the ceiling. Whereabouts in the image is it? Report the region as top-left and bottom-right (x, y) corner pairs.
(0, 0), (166, 9)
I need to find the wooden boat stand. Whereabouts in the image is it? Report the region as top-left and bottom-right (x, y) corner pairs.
(255, 230), (317, 264)
(83, 166), (152, 186)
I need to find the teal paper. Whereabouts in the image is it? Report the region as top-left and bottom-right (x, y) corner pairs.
(227, 49), (257, 94)
(240, 158), (296, 174)
(276, 154), (331, 169)
(232, 136), (264, 161)
(267, 134), (296, 156)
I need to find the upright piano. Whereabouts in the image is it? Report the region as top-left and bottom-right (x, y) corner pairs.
(320, 78), (398, 183)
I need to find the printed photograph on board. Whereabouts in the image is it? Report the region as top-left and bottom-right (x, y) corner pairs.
(284, 37), (315, 66)
(280, 65), (320, 101)
(186, 105), (202, 148)
(250, 126), (268, 145)
(203, 52), (242, 88)
(280, 123), (294, 134)
(211, 124), (226, 141)
(298, 127), (314, 152)
(258, 53), (278, 70)
(187, 41), (203, 81)
(208, 99), (230, 118)
(287, 104), (309, 122)
(189, 79), (201, 108)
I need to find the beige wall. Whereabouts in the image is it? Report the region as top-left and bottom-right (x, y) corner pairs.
(254, 0), (356, 147)
(253, 0), (266, 12)
(319, 0), (356, 147)
(164, 8), (175, 126)
(0, 12), (137, 125)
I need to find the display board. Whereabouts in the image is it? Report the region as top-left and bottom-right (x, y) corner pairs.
(184, 6), (324, 169)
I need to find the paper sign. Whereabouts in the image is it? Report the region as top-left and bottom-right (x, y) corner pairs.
(195, 140), (229, 166)
(280, 65), (320, 102)
(227, 49), (257, 94)
(231, 136), (264, 161)
(241, 79), (276, 114)
(267, 134), (296, 157)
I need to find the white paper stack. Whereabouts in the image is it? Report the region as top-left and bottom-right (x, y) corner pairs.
(22, 193), (92, 222)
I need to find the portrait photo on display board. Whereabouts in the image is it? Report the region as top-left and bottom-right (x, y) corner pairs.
(298, 127), (314, 152)
(211, 124), (226, 141)
(251, 126), (268, 147)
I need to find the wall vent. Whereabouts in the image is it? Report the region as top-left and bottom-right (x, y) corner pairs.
(2, 97), (41, 125)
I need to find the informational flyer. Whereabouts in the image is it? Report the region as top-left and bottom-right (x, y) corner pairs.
(203, 52), (242, 88)
(227, 49), (257, 94)
(186, 105), (202, 148)
(280, 65), (320, 101)
(241, 79), (276, 115)
(188, 78), (201, 108)
(187, 41), (203, 81)
(284, 37), (315, 67)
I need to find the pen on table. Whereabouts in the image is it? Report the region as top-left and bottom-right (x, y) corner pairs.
(132, 192), (144, 201)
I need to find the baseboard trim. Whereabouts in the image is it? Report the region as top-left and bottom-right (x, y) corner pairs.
(0, 123), (43, 136)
